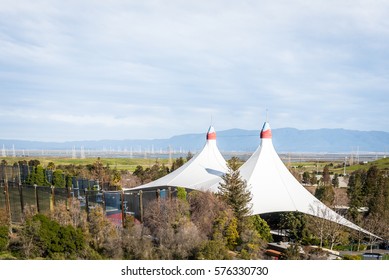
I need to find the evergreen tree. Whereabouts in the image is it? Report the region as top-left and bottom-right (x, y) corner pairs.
(110, 167), (121, 189)
(46, 162), (56, 171)
(218, 157), (252, 232)
(310, 174), (318, 185)
(322, 165), (331, 186)
(176, 187), (187, 201)
(133, 165), (145, 182)
(65, 174), (73, 189)
(332, 173), (339, 188)
(250, 215), (272, 242)
(34, 165), (46, 186)
(171, 157), (185, 172)
(53, 169), (65, 188)
(314, 185), (335, 206)
(302, 171), (311, 185)
(347, 170), (365, 219)
(186, 151), (194, 162)
(279, 212), (307, 242)
(365, 166), (388, 217)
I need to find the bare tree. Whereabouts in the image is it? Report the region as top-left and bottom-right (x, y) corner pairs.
(88, 205), (122, 259)
(308, 204), (351, 250)
(144, 198), (205, 259)
(307, 204), (330, 248)
(362, 213), (387, 252)
(325, 219), (349, 250)
(121, 217), (155, 260)
(49, 199), (88, 231)
(188, 191), (233, 237)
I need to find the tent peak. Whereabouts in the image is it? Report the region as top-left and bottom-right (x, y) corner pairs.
(260, 122), (272, 139)
(207, 126), (216, 140)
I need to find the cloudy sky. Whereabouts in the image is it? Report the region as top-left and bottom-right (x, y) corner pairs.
(1, 0), (388, 141)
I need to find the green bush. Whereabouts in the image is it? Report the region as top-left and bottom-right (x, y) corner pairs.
(342, 254), (363, 260)
(196, 239), (231, 260)
(26, 214), (86, 259)
(0, 252), (17, 260)
(333, 244), (367, 251)
(0, 226), (9, 251)
(250, 215), (272, 242)
(176, 187), (187, 201)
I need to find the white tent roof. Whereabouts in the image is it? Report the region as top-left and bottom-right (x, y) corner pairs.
(128, 126), (228, 191)
(238, 121), (378, 237)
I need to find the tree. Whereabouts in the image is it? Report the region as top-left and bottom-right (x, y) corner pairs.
(307, 204), (349, 250)
(314, 185), (335, 206)
(250, 215), (272, 242)
(310, 174), (318, 186)
(279, 212), (307, 242)
(307, 205), (330, 248)
(121, 216), (155, 260)
(283, 242), (303, 260)
(133, 165), (145, 183)
(188, 191), (233, 238)
(52, 169), (65, 188)
(347, 170), (365, 220)
(88, 205), (122, 259)
(302, 171), (311, 185)
(325, 220), (349, 250)
(225, 217), (239, 249)
(218, 156), (252, 232)
(110, 167), (121, 189)
(0, 225), (9, 252)
(186, 151), (194, 162)
(171, 157), (185, 172)
(322, 165), (331, 186)
(46, 162), (56, 171)
(239, 225), (266, 259)
(133, 163), (169, 184)
(28, 160), (40, 167)
(364, 166), (388, 217)
(332, 173), (339, 188)
(65, 174), (73, 189)
(348, 167), (389, 222)
(196, 239), (231, 260)
(0, 209), (10, 252)
(176, 187), (187, 201)
(19, 214), (86, 259)
(49, 199), (88, 231)
(143, 198), (203, 259)
(361, 213), (386, 253)
(91, 157), (109, 184)
(34, 165), (46, 186)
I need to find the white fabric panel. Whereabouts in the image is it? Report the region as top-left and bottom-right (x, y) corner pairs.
(127, 128), (228, 191)
(238, 124), (379, 238)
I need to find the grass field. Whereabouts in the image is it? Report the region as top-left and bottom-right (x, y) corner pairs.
(332, 157), (389, 174)
(1, 156), (171, 172)
(2, 155), (388, 174)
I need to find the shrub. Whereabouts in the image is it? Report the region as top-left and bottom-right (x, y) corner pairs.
(0, 226), (9, 251)
(23, 214), (86, 259)
(342, 254), (363, 260)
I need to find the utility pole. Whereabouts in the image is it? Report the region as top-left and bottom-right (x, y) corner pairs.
(343, 156), (347, 176)
(139, 190), (143, 223)
(4, 167), (12, 227)
(18, 163), (24, 214)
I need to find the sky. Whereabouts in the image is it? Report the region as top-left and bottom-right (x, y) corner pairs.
(1, 0), (388, 141)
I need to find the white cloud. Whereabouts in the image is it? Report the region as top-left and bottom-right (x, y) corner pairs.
(0, 0), (388, 141)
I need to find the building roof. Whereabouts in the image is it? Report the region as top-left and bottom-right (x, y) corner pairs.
(127, 126), (228, 191)
(238, 121), (379, 237)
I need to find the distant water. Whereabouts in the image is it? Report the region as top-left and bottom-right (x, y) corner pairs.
(5, 149), (386, 163)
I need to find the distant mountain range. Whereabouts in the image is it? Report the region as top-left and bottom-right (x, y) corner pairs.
(1, 128), (389, 153)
